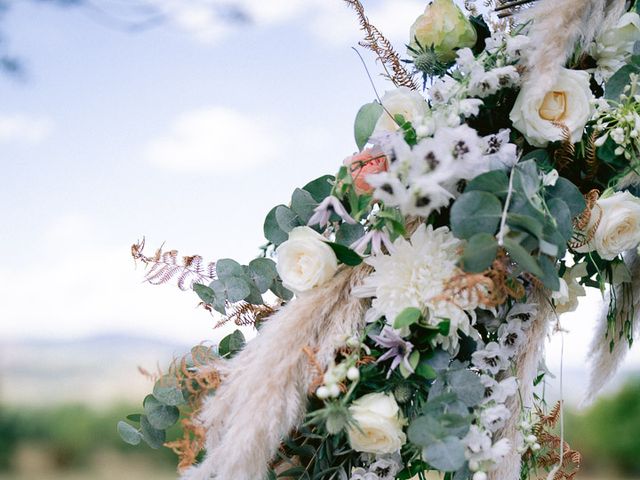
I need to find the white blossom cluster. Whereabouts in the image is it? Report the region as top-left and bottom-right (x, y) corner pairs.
(367, 127), (517, 219)
(593, 73), (640, 162)
(349, 453), (403, 480)
(463, 303), (538, 479)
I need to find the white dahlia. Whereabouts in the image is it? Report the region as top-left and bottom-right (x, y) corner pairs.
(353, 224), (477, 348)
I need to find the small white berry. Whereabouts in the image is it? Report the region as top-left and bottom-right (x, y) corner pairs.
(473, 471), (488, 480)
(526, 434), (537, 443)
(469, 460), (480, 472)
(316, 386), (330, 400)
(328, 384), (341, 398)
(532, 443), (541, 451)
(347, 367), (360, 381)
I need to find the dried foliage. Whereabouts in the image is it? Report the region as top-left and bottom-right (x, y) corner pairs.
(343, 0), (418, 90)
(214, 301), (277, 329)
(131, 237), (216, 291)
(303, 346), (325, 394)
(584, 130), (600, 181)
(553, 122), (576, 171)
(570, 190), (602, 249)
(165, 347), (224, 471)
(530, 402), (582, 480)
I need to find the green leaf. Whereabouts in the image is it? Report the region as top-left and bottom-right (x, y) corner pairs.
(460, 233), (498, 273)
(400, 350), (420, 378)
(264, 205), (289, 246)
(153, 375), (186, 407)
(450, 191), (502, 239)
(218, 330), (246, 358)
(447, 369), (484, 407)
(514, 160), (542, 203)
(216, 258), (244, 279)
(437, 319), (451, 336)
(546, 177), (586, 218)
(290, 188), (318, 224)
(503, 238), (544, 277)
(325, 241), (362, 266)
(144, 395), (180, 430)
(126, 414), (142, 423)
(394, 307), (423, 329)
(354, 102), (384, 150)
(193, 283), (215, 304)
(415, 360), (438, 380)
(247, 258), (278, 294)
(507, 213), (544, 240)
(270, 278), (294, 301)
(521, 149), (551, 165)
(117, 421), (142, 446)
(605, 58), (640, 101)
(303, 175), (335, 203)
(423, 436), (466, 472)
(335, 223), (365, 247)
(208, 280), (229, 314)
(221, 276), (252, 303)
(275, 205), (301, 234)
(140, 415), (166, 450)
(538, 255), (561, 291)
(408, 415), (447, 447)
(548, 198), (573, 241)
(465, 170), (509, 198)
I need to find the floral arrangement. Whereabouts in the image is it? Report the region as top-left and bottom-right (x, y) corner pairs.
(119, 1), (640, 480)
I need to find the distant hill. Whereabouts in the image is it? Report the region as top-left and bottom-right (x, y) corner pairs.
(0, 334), (191, 407)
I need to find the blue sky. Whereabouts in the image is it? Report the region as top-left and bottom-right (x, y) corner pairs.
(1, 0), (639, 375)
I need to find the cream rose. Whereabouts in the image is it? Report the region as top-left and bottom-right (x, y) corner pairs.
(373, 87), (429, 135)
(408, 0), (477, 63)
(577, 191), (640, 260)
(510, 68), (593, 147)
(276, 227), (338, 294)
(347, 393), (406, 455)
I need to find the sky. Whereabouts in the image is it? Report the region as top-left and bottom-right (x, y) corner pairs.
(1, 0), (639, 381)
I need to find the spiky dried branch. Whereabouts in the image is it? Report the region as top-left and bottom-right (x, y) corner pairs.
(570, 190), (602, 249)
(343, 0), (418, 90)
(214, 301), (277, 329)
(131, 237), (216, 291)
(553, 122), (576, 171)
(584, 130), (600, 181)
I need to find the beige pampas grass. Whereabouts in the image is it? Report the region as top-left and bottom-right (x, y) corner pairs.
(489, 290), (554, 480)
(180, 265), (370, 480)
(584, 249), (640, 403)
(520, 0), (625, 98)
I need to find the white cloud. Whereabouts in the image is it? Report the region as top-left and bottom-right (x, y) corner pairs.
(0, 114), (53, 144)
(144, 106), (282, 173)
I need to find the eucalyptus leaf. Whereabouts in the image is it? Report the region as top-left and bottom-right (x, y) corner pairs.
(264, 205), (289, 246)
(193, 283), (215, 304)
(465, 170), (509, 198)
(275, 205), (302, 233)
(216, 259), (245, 280)
(354, 102), (384, 150)
(447, 369), (484, 407)
(605, 57), (640, 100)
(503, 238), (544, 277)
(222, 276), (252, 303)
(450, 191), (502, 240)
(408, 415), (447, 447)
(460, 233), (498, 273)
(140, 415), (166, 450)
(218, 330), (246, 358)
(270, 278), (294, 301)
(335, 223), (365, 247)
(303, 175), (335, 203)
(548, 198), (573, 241)
(507, 213), (544, 240)
(153, 375), (186, 407)
(247, 258), (278, 294)
(538, 255), (561, 291)
(144, 395), (180, 430)
(423, 436), (466, 472)
(546, 177), (586, 218)
(291, 188), (318, 224)
(117, 421), (142, 446)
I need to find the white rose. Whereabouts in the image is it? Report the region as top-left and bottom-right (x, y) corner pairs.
(373, 87), (429, 135)
(552, 263), (588, 315)
(591, 12), (640, 83)
(510, 68), (593, 147)
(276, 226), (338, 294)
(577, 191), (640, 260)
(347, 393), (406, 455)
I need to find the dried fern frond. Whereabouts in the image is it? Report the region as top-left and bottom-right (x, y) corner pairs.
(215, 301), (277, 329)
(131, 237), (216, 291)
(529, 401), (582, 480)
(570, 191), (602, 249)
(494, 0), (539, 18)
(302, 346), (325, 394)
(343, 0), (418, 90)
(553, 122), (576, 171)
(584, 130), (600, 181)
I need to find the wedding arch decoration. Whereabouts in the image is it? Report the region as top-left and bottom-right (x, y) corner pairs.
(119, 1), (640, 479)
